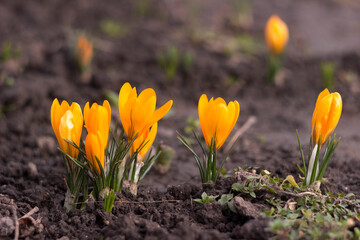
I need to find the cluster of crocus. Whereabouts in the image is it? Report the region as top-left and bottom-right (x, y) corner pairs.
(51, 82), (173, 211)
(118, 83), (173, 192)
(297, 89), (342, 186)
(75, 36), (93, 71)
(178, 94), (240, 183)
(51, 99), (111, 177)
(264, 15), (289, 84)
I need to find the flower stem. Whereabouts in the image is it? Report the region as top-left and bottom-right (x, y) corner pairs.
(306, 144), (319, 186)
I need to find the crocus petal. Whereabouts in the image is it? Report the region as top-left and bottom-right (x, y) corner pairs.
(146, 100), (173, 131)
(198, 94), (210, 146)
(131, 96), (156, 136)
(103, 100), (111, 128)
(70, 103), (83, 146)
(312, 88), (330, 128)
(51, 98), (61, 142)
(118, 82), (133, 113)
(138, 123), (158, 161)
(138, 88), (156, 104)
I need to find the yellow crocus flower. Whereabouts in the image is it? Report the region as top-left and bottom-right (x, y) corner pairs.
(84, 101), (111, 173)
(84, 100), (111, 140)
(198, 94), (240, 149)
(118, 82), (173, 143)
(311, 89), (342, 146)
(265, 15), (289, 55)
(51, 99), (83, 159)
(76, 36), (93, 68)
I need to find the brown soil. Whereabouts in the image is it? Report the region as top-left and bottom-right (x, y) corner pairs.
(1, 0), (360, 239)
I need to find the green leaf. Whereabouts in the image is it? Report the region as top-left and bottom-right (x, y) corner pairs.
(194, 198), (204, 204)
(296, 130), (306, 177)
(218, 194), (234, 205)
(264, 207), (275, 217)
(177, 131), (205, 181)
(228, 201), (237, 213)
(232, 183), (243, 192)
(194, 192), (218, 204)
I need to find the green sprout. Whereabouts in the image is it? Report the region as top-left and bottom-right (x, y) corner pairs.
(223, 34), (260, 57)
(231, 0), (253, 28)
(321, 61), (336, 90)
(1, 42), (21, 62)
(266, 53), (282, 84)
(257, 135), (267, 144)
(104, 189), (116, 213)
(157, 46), (180, 81)
(194, 192), (218, 204)
(135, 0), (151, 18)
(100, 19), (129, 38)
(184, 117), (200, 134)
(103, 90), (119, 109)
(154, 144), (175, 174)
(218, 193), (236, 212)
(183, 51), (195, 70)
(0, 73), (15, 88)
(0, 104), (16, 119)
(157, 46), (195, 81)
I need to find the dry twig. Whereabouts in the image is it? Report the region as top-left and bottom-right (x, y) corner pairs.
(224, 116), (257, 153)
(19, 207), (39, 220)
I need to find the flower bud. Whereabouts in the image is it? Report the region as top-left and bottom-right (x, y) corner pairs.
(312, 89), (342, 146)
(265, 15), (289, 55)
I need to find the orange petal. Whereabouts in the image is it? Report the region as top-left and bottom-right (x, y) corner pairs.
(144, 100), (173, 132)
(118, 82), (133, 113)
(103, 100), (111, 128)
(139, 123), (158, 160)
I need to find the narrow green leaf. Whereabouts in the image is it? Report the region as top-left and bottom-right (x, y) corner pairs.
(296, 130), (306, 177)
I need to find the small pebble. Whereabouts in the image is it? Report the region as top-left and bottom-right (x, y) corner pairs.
(57, 237), (70, 240)
(27, 162), (38, 177)
(0, 216), (15, 236)
(37, 136), (56, 154)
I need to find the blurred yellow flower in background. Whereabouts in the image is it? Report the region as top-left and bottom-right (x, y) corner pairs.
(76, 36), (93, 69)
(265, 15), (289, 55)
